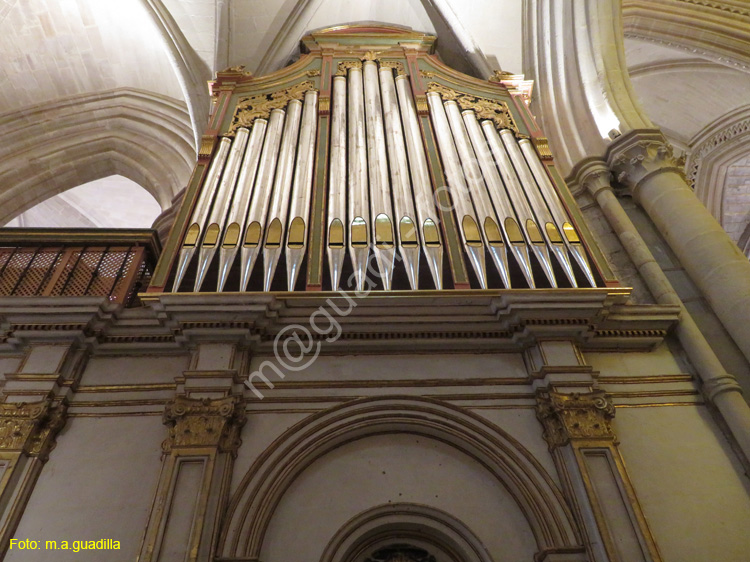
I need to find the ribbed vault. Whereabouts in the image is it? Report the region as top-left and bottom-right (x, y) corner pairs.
(0, 89), (195, 226)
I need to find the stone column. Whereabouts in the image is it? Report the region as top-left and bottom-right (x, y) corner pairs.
(529, 341), (662, 562)
(608, 130), (750, 364)
(138, 343), (246, 562)
(570, 158), (750, 467)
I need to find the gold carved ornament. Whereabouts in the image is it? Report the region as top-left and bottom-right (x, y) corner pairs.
(535, 390), (616, 450)
(0, 400), (67, 462)
(426, 82), (519, 133)
(228, 80), (316, 135)
(335, 60), (363, 76)
(162, 396), (246, 456)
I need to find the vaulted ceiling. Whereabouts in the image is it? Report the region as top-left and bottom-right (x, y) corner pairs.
(1, 0), (749, 250)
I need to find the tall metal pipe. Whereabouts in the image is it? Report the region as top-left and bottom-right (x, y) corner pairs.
(240, 108), (285, 290)
(427, 91), (487, 288)
(286, 90), (319, 290)
(395, 75), (443, 289)
(520, 139), (597, 286)
(500, 129), (578, 287)
(172, 137), (232, 291)
(328, 76), (347, 290)
(263, 99), (302, 291)
(463, 111), (535, 287)
(348, 66), (370, 292)
(482, 122), (557, 287)
(194, 128), (249, 291)
(445, 101), (512, 288)
(363, 61), (395, 290)
(217, 120), (267, 291)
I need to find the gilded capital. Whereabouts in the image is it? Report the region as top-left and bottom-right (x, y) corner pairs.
(162, 396), (246, 455)
(0, 400), (68, 462)
(607, 130), (685, 199)
(536, 390), (616, 449)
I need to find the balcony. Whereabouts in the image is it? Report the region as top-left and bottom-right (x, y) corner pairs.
(0, 229), (160, 307)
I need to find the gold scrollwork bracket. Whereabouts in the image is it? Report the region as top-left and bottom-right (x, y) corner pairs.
(536, 390), (616, 450)
(426, 82), (519, 133)
(335, 60), (363, 76)
(379, 60), (406, 76)
(533, 137), (553, 160)
(227, 80), (316, 136)
(0, 400), (68, 462)
(162, 396), (246, 456)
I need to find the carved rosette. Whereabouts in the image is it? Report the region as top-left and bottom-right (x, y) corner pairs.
(608, 132), (686, 194)
(228, 80), (316, 135)
(536, 390), (616, 450)
(0, 400), (68, 462)
(162, 396), (246, 456)
(425, 82), (519, 133)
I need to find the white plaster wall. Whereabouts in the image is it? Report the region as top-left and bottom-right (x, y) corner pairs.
(82, 353), (190, 385)
(7, 416), (165, 561)
(260, 433), (538, 561)
(615, 405), (750, 562)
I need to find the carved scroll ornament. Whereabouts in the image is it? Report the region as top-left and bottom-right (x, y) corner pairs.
(536, 390), (616, 449)
(426, 82), (519, 133)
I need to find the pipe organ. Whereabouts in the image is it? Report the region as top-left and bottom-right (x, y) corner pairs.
(151, 25), (610, 295)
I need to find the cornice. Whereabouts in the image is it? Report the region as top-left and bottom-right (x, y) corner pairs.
(0, 290), (679, 355)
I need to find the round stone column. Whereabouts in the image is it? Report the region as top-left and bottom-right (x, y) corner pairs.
(608, 130), (750, 364)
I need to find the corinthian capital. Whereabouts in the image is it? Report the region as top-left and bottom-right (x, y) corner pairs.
(162, 396), (246, 455)
(0, 400), (68, 462)
(606, 130), (685, 198)
(536, 390), (616, 450)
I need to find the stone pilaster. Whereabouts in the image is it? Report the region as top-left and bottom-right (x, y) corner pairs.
(139, 343), (246, 562)
(536, 389), (661, 562)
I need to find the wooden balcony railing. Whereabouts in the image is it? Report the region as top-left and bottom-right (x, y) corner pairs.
(0, 229), (160, 306)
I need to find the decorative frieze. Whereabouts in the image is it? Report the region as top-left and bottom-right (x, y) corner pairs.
(0, 400), (67, 461)
(162, 396), (246, 455)
(536, 390), (616, 449)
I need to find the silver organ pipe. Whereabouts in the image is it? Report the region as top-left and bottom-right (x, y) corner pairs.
(395, 75), (443, 289)
(194, 128), (249, 291)
(263, 99), (302, 291)
(217, 120), (267, 292)
(427, 91), (488, 288)
(240, 108), (285, 291)
(462, 111), (535, 288)
(347, 66), (370, 292)
(444, 101), (512, 288)
(519, 140), (597, 287)
(482, 122), (558, 287)
(286, 90), (319, 291)
(166, 54), (602, 294)
(499, 129), (578, 287)
(172, 136), (232, 291)
(363, 61), (396, 290)
(379, 65), (419, 290)
(327, 76), (347, 290)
